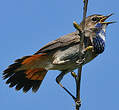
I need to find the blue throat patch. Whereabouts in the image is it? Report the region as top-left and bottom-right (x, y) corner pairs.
(93, 23), (105, 54)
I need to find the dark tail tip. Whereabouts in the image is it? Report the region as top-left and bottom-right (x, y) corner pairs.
(3, 56), (42, 93)
(4, 70), (42, 93)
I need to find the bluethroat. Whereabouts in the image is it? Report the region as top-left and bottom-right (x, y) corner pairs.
(3, 14), (114, 95)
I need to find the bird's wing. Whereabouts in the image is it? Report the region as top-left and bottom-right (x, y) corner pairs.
(35, 31), (80, 54)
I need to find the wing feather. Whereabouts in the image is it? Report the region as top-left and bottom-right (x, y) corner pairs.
(35, 31), (80, 54)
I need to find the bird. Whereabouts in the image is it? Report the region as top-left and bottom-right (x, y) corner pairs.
(3, 14), (114, 93)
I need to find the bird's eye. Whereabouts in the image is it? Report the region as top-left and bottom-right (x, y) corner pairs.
(92, 17), (99, 22)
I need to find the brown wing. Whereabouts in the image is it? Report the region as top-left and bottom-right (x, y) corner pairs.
(35, 31), (80, 54)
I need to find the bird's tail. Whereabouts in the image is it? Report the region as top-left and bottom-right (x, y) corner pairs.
(3, 54), (48, 93)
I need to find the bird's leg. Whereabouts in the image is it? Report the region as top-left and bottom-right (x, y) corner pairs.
(76, 46), (93, 65)
(56, 71), (76, 101)
(76, 45), (94, 65)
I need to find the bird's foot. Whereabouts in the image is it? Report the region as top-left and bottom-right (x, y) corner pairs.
(83, 46), (94, 52)
(71, 71), (77, 79)
(75, 99), (81, 107)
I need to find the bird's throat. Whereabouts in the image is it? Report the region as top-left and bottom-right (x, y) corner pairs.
(93, 30), (105, 54)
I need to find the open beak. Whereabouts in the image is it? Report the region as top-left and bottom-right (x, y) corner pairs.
(100, 13), (116, 25)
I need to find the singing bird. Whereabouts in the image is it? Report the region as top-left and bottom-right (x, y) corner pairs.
(3, 14), (114, 93)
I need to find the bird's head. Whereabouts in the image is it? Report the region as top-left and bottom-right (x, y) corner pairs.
(80, 13), (115, 31)
(79, 14), (115, 54)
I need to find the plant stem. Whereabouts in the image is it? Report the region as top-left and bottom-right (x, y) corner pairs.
(74, 0), (88, 110)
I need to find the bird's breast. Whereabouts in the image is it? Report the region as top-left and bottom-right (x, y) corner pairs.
(93, 30), (105, 54)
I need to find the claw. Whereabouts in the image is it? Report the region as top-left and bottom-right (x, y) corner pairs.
(84, 46), (93, 52)
(71, 72), (77, 79)
(75, 99), (81, 107)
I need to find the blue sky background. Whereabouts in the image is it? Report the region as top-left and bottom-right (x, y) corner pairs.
(0, 0), (118, 110)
